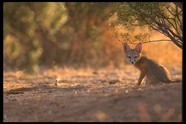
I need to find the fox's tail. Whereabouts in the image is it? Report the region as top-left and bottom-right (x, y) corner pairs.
(170, 79), (182, 83)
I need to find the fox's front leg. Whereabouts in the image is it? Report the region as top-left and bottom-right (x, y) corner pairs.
(136, 71), (145, 86)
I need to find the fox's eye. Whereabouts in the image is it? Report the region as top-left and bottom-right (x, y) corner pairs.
(134, 56), (138, 58)
(127, 56), (131, 59)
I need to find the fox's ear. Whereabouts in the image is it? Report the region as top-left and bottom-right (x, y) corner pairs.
(135, 42), (142, 53)
(123, 43), (130, 53)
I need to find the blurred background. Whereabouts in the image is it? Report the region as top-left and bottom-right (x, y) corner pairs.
(3, 2), (182, 73)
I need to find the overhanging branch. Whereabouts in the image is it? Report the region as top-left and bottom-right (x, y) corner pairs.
(142, 39), (171, 44)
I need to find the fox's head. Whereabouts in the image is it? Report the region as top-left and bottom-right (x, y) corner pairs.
(123, 42), (142, 64)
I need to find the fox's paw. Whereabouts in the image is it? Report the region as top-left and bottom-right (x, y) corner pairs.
(132, 83), (141, 89)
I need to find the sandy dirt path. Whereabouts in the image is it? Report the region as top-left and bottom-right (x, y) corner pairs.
(3, 68), (182, 122)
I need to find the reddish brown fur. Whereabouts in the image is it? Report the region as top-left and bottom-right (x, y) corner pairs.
(123, 43), (181, 86)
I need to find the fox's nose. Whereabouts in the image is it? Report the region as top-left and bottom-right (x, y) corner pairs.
(131, 62), (134, 64)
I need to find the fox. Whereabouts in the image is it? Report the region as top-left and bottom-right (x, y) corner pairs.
(123, 42), (182, 86)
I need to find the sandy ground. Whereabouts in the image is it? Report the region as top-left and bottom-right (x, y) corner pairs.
(3, 67), (182, 122)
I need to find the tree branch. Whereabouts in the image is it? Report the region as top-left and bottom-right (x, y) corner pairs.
(161, 27), (182, 49)
(124, 3), (182, 49)
(142, 39), (172, 44)
(163, 3), (176, 16)
(104, 3), (123, 21)
(173, 2), (183, 10)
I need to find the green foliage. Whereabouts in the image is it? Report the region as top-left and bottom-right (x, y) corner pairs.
(3, 2), (182, 74)
(4, 2), (120, 73)
(117, 2), (163, 27)
(64, 2), (119, 41)
(114, 2), (182, 48)
(4, 2), (67, 73)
